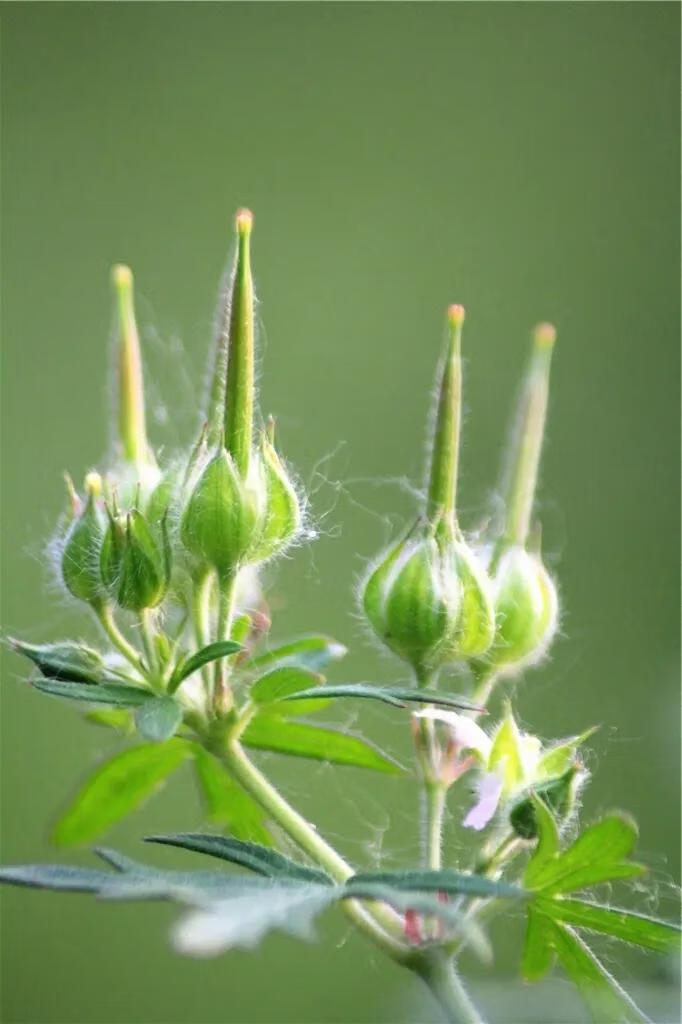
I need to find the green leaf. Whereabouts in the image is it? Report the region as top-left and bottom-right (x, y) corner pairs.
(537, 727), (598, 780)
(193, 748), (271, 845)
(536, 896), (682, 954)
(544, 917), (650, 1023)
(241, 716), (402, 774)
(8, 638), (108, 684)
(246, 635), (347, 674)
(250, 666), (322, 704)
(85, 709), (134, 734)
(524, 794), (560, 888)
(522, 905), (556, 981)
(347, 868), (526, 900)
(135, 697), (183, 741)
(169, 641), (242, 692)
(279, 683), (483, 712)
(529, 814), (646, 894)
(145, 832), (332, 886)
(32, 678), (153, 707)
(0, 863), (118, 893)
(53, 740), (191, 846)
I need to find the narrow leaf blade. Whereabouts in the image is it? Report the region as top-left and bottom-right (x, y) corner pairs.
(348, 869), (525, 900)
(280, 683), (483, 712)
(250, 667), (323, 705)
(170, 641), (242, 691)
(32, 678), (152, 707)
(53, 740), (191, 846)
(522, 905), (556, 982)
(246, 635), (347, 674)
(9, 638), (107, 684)
(242, 717), (401, 773)
(537, 896), (682, 954)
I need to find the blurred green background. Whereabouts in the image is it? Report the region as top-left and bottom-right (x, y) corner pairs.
(1, 4), (679, 1022)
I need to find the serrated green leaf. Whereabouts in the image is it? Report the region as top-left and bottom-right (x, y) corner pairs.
(193, 749), (271, 845)
(9, 638), (108, 684)
(250, 666), (322, 705)
(545, 917), (650, 1023)
(537, 727), (598, 780)
(242, 716), (402, 774)
(135, 697), (183, 741)
(522, 905), (556, 981)
(536, 896), (682, 954)
(529, 814), (645, 894)
(347, 868), (525, 900)
(32, 678), (152, 707)
(145, 832), (332, 886)
(524, 794), (560, 888)
(169, 641), (242, 692)
(246, 635), (347, 674)
(53, 740), (191, 846)
(280, 683), (483, 712)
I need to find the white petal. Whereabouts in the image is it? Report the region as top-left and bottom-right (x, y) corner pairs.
(414, 708), (491, 759)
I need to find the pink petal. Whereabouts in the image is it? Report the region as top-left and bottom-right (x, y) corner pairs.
(463, 772), (503, 831)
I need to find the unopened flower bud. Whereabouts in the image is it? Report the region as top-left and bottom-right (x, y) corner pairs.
(101, 505), (169, 611)
(61, 473), (105, 604)
(250, 419), (301, 561)
(509, 763), (584, 839)
(180, 447), (260, 576)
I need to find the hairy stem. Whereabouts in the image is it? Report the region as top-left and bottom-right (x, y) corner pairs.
(425, 781), (447, 871)
(214, 569), (237, 712)
(191, 567), (214, 696)
(218, 735), (409, 960)
(93, 602), (145, 675)
(414, 950), (484, 1024)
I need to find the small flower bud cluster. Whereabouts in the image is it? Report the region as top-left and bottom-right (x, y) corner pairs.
(56, 211), (302, 626)
(361, 307), (559, 693)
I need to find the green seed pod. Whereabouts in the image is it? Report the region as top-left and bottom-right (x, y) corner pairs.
(101, 506), (169, 611)
(61, 473), (105, 604)
(250, 419), (301, 562)
(509, 763), (584, 840)
(485, 545), (558, 674)
(363, 525), (455, 677)
(180, 447), (261, 576)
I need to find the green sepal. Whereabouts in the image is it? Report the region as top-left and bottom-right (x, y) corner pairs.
(61, 486), (105, 603)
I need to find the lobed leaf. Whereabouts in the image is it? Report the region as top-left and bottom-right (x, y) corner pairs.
(521, 905), (555, 982)
(169, 641), (242, 692)
(545, 918), (650, 1023)
(279, 683), (483, 713)
(193, 749), (271, 845)
(528, 814), (646, 894)
(536, 896), (682, 954)
(523, 794), (560, 889)
(135, 697), (183, 742)
(145, 832), (332, 885)
(241, 716), (402, 774)
(53, 740), (191, 846)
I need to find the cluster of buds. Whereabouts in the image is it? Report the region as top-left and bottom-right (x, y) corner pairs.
(55, 211), (301, 652)
(362, 307), (559, 694)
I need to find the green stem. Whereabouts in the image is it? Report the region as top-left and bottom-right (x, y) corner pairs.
(414, 950), (484, 1024)
(471, 664), (499, 714)
(140, 609), (159, 679)
(218, 736), (409, 960)
(191, 567), (214, 696)
(425, 782), (447, 871)
(93, 602), (145, 674)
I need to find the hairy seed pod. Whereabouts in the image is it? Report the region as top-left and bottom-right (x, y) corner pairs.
(101, 507), (169, 611)
(250, 421), (301, 562)
(61, 473), (105, 604)
(484, 545), (558, 674)
(180, 447), (261, 576)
